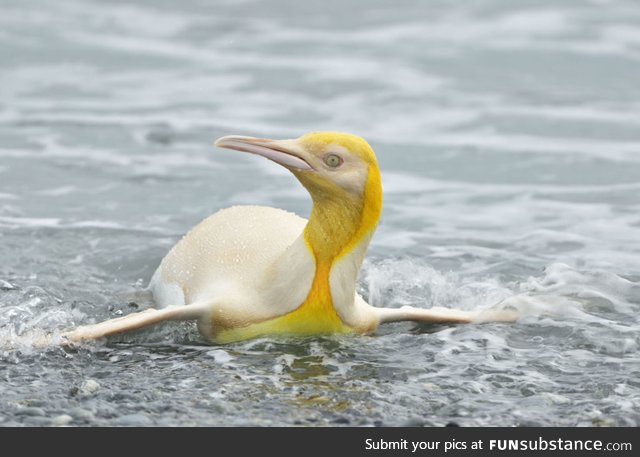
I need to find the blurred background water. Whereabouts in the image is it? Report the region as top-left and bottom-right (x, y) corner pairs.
(1, 0), (639, 426)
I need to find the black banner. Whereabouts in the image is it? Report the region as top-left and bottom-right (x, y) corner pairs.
(1, 427), (636, 456)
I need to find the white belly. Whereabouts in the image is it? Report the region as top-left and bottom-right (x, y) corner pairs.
(149, 205), (307, 307)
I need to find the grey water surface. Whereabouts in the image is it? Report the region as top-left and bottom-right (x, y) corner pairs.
(1, 0), (640, 426)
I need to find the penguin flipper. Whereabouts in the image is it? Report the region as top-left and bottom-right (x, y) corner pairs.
(61, 301), (210, 343)
(375, 305), (518, 325)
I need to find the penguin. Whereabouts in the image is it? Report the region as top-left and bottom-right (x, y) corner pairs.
(61, 132), (515, 344)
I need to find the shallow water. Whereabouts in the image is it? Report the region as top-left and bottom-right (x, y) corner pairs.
(1, 0), (640, 426)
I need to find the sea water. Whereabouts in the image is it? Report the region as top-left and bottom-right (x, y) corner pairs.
(0, 0), (639, 426)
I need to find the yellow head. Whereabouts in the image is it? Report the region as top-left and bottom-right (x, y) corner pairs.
(288, 131), (379, 200)
(215, 131), (382, 259)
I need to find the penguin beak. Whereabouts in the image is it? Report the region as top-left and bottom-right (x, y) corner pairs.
(214, 135), (313, 171)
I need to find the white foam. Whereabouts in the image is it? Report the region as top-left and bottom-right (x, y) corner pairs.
(362, 258), (639, 327)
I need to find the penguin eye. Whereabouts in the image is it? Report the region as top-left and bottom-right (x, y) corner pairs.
(323, 153), (343, 168)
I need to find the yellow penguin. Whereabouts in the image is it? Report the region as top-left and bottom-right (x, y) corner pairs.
(61, 132), (515, 345)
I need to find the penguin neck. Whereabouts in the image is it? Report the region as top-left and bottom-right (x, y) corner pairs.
(304, 194), (365, 264)
(302, 167), (382, 295)
(261, 166), (382, 313)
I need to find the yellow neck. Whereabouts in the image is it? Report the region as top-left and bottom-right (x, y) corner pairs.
(305, 163), (382, 260)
